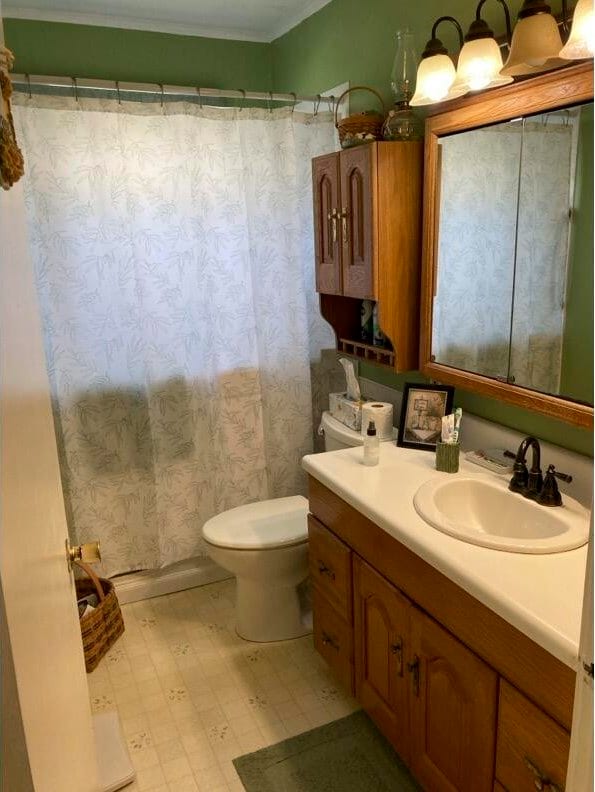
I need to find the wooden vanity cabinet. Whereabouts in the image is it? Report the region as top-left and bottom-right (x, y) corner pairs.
(354, 556), (497, 791)
(312, 141), (422, 372)
(308, 476), (575, 792)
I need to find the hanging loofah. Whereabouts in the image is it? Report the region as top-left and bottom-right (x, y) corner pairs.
(0, 47), (25, 190)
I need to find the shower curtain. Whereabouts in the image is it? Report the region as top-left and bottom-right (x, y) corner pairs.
(13, 94), (336, 577)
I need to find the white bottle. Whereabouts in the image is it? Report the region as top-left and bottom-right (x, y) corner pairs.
(363, 420), (379, 466)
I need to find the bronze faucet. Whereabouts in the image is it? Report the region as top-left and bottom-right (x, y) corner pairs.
(508, 436), (572, 506)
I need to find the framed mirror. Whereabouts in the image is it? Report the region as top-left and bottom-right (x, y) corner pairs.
(420, 62), (593, 428)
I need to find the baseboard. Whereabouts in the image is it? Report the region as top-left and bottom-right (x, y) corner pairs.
(112, 557), (232, 604)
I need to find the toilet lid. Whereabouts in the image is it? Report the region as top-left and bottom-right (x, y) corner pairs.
(202, 495), (309, 550)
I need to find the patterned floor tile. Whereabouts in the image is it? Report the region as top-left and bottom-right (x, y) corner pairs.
(87, 578), (358, 792)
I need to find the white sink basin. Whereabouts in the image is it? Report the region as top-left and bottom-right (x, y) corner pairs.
(413, 476), (589, 553)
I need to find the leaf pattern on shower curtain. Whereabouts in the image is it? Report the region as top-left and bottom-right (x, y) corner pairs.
(13, 96), (337, 576)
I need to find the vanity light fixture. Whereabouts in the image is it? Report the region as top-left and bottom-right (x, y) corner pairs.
(501, 0), (566, 76)
(456, 0), (514, 91)
(410, 16), (469, 106)
(560, 0), (595, 58)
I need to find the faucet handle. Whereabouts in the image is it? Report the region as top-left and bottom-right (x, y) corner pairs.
(551, 468), (572, 484)
(537, 465), (563, 507)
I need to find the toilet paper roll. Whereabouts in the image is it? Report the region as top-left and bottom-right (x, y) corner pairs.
(361, 402), (394, 440)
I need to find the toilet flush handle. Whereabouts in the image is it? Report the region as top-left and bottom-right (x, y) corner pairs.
(66, 539), (101, 571)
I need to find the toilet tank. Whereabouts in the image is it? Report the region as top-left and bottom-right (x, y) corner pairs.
(320, 410), (397, 451)
(320, 411), (365, 451)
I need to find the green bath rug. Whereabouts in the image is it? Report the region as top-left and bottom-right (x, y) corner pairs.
(232, 710), (420, 792)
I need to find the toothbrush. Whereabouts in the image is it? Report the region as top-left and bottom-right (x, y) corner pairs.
(452, 408), (462, 444)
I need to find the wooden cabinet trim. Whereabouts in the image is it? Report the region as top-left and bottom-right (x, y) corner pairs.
(308, 476), (575, 730)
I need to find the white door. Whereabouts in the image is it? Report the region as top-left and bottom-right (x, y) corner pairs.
(0, 169), (100, 792)
(566, 512), (593, 791)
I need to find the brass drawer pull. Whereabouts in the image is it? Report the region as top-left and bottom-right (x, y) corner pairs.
(407, 655), (420, 697)
(340, 207), (349, 245)
(321, 631), (340, 651)
(317, 561), (336, 580)
(390, 637), (404, 675)
(327, 209), (338, 245)
(524, 756), (564, 792)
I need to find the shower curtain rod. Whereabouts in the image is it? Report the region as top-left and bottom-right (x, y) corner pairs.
(10, 73), (338, 108)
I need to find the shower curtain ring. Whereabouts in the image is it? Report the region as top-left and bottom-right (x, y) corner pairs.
(196, 86), (203, 108)
(115, 80), (121, 105)
(72, 76), (79, 103)
(26, 73), (32, 99)
(314, 94), (321, 115)
(237, 88), (246, 111)
(290, 92), (297, 113)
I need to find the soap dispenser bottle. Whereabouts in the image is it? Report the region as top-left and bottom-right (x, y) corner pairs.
(363, 420), (379, 466)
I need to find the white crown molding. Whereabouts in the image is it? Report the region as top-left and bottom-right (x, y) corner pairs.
(3, 0), (334, 42)
(3, 6), (271, 42)
(269, 0), (332, 42)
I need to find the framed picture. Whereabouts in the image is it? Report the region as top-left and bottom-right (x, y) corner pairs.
(397, 383), (454, 450)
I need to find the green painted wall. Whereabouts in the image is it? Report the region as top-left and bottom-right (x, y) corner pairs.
(4, 19), (273, 89)
(270, 0), (542, 106)
(273, 0), (593, 457)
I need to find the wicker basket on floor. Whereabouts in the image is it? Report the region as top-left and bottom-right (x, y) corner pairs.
(75, 560), (125, 673)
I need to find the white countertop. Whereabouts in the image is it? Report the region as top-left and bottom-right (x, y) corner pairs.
(302, 443), (589, 669)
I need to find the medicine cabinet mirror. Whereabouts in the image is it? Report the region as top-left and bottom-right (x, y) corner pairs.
(420, 62), (593, 428)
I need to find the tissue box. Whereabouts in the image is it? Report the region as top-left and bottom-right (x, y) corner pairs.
(329, 392), (364, 431)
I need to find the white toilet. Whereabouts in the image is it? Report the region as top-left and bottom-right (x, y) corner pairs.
(202, 410), (393, 642)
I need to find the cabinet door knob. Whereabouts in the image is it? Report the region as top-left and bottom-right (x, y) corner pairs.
(407, 655), (420, 697)
(317, 561), (336, 580)
(321, 631), (339, 651)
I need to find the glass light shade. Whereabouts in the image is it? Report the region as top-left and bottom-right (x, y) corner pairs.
(456, 38), (514, 91)
(501, 12), (565, 76)
(410, 54), (468, 106)
(560, 0), (595, 59)
(390, 29), (419, 102)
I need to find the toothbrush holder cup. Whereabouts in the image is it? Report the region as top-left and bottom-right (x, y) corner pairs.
(436, 441), (460, 473)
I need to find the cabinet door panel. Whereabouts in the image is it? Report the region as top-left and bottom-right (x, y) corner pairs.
(340, 146), (375, 299)
(313, 154), (341, 294)
(410, 608), (498, 792)
(354, 557), (411, 763)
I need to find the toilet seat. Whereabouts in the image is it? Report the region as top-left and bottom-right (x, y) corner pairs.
(202, 495), (308, 550)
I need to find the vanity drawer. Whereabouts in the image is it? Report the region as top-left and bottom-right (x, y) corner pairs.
(308, 515), (352, 620)
(496, 680), (570, 792)
(312, 588), (354, 694)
